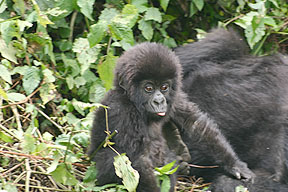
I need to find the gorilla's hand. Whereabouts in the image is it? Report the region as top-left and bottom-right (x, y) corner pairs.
(228, 160), (255, 182)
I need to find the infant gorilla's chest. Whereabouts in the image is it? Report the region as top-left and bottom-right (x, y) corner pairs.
(146, 123), (172, 166)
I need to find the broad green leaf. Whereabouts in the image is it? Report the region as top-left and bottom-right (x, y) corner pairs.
(194, 0), (204, 11)
(39, 83), (56, 105)
(51, 163), (78, 185)
(0, 131), (14, 143)
(234, 11), (258, 29)
(155, 160), (177, 175)
(0, 65), (12, 84)
(89, 80), (106, 103)
(43, 68), (55, 83)
(0, 21), (18, 45)
(160, 175), (171, 192)
(98, 53), (118, 91)
(163, 37), (177, 48)
(138, 18), (153, 41)
(235, 185), (249, 192)
(99, 8), (120, 24)
(114, 154), (139, 192)
(7, 92), (26, 102)
(72, 132), (89, 147)
(62, 53), (80, 77)
(72, 38), (100, 73)
(32, 0), (54, 27)
(0, 0), (7, 14)
(21, 133), (37, 153)
(144, 7), (162, 23)
(160, 0), (170, 11)
(121, 4), (139, 28)
(0, 86), (8, 100)
(66, 75), (74, 90)
(189, 2), (198, 17)
(245, 16), (265, 49)
(22, 66), (41, 95)
(13, 0), (25, 16)
(88, 23), (106, 47)
(109, 23), (134, 45)
(77, 0), (95, 21)
(0, 39), (18, 63)
(263, 16), (276, 27)
(131, 0), (148, 13)
(74, 76), (86, 88)
(83, 164), (98, 183)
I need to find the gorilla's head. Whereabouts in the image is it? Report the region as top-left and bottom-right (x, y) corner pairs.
(114, 43), (182, 120)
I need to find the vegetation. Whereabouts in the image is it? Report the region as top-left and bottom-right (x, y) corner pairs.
(0, 0), (287, 191)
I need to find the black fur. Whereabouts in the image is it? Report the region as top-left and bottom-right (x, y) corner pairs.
(88, 42), (254, 191)
(175, 28), (288, 191)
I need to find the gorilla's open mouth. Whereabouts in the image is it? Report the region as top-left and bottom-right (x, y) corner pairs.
(156, 112), (166, 116)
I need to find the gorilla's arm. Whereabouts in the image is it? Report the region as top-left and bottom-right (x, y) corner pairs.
(171, 92), (255, 181)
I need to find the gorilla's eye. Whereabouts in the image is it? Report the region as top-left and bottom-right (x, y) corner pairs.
(144, 85), (154, 93)
(160, 84), (169, 92)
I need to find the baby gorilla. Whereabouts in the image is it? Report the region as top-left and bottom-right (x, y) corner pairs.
(88, 42), (254, 191)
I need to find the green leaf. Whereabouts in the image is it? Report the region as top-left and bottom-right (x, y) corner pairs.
(32, 0), (54, 27)
(77, 0), (95, 21)
(39, 83), (56, 105)
(144, 7), (162, 23)
(66, 75), (74, 90)
(98, 53), (117, 91)
(89, 80), (106, 103)
(113, 154), (140, 192)
(13, 0), (26, 16)
(0, 131), (14, 143)
(74, 76), (86, 88)
(0, 39), (18, 63)
(87, 23), (106, 47)
(7, 92), (26, 102)
(160, 0), (170, 11)
(131, 0), (148, 13)
(0, 0), (7, 14)
(0, 86), (8, 100)
(138, 18), (153, 41)
(160, 175), (171, 192)
(83, 164), (98, 183)
(121, 4), (139, 28)
(99, 8), (120, 24)
(155, 160), (177, 175)
(194, 0), (204, 11)
(72, 38), (100, 73)
(245, 16), (265, 49)
(109, 22), (134, 45)
(21, 133), (37, 153)
(235, 185), (249, 192)
(22, 66), (41, 95)
(51, 163), (78, 185)
(0, 65), (12, 84)
(189, 1), (198, 17)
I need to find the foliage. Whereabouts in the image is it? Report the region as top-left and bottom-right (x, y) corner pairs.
(155, 160), (179, 192)
(0, 0), (287, 191)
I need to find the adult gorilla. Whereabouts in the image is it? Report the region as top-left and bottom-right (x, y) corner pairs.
(175, 28), (288, 191)
(88, 42), (254, 191)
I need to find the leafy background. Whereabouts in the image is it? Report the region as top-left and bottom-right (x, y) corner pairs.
(0, 0), (287, 191)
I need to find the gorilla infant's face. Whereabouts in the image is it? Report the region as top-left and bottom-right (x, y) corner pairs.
(140, 80), (171, 117)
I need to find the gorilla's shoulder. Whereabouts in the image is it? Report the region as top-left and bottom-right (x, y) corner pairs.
(175, 28), (249, 64)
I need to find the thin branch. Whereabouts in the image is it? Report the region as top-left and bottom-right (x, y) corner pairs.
(0, 150), (87, 168)
(25, 159), (31, 192)
(0, 85), (42, 109)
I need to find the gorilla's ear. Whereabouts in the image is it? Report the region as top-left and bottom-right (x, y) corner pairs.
(118, 76), (128, 91)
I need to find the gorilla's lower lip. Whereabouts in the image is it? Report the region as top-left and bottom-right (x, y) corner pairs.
(157, 112), (166, 116)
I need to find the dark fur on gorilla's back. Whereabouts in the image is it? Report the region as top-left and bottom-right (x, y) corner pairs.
(88, 42), (255, 191)
(175, 28), (288, 191)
